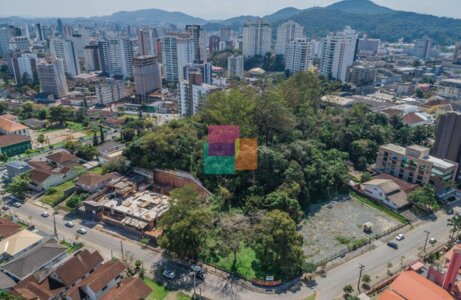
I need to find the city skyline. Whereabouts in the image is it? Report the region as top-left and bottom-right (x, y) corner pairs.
(1, 0), (461, 20)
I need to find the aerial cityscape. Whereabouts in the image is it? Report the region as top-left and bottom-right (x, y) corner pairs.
(1, 0), (461, 299)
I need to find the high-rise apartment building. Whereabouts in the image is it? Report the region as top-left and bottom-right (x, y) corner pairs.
(242, 20), (272, 58)
(453, 43), (461, 65)
(320, 27), (358, 82)
(432, 112), (461, 180)
(161, 33), (194, 82)
(95, 79), (126, 105)
(49, 37), (81, 76)
(83, 44), (101, 71)
(186, 25), (207, 62)
(346, 65), (377, 86)
(133, 55), (162, 98)
(0, 27), (13, 56)
(8, 36), (30, 52)
(179, 72), (220, 116)
(219, 26), (231, 42)
(57, 18), (64, 36)
(37, 58), (69, 99)
(35, 23), (43, 41)
(99, 38), (134, 77)
(137, 28), (157, 57)
(11, 52), (37, 84)
(275, 20), (304, 55)
(227, 55), (244, 79)
(184, 62), (212, 85)
(285, 39), (314, 74)
(209, 35), (220, 55)
(357, 37), (380, 56)
(414, 38), (432, 59)
(70, 33), (89, 59)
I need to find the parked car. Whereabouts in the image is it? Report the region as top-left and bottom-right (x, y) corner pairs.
(387, 242), (398, 249)
(2, 205), (9, 211)
(429, 238), (437, 244)
(191, 264), (202, 273)
(195, 271), (204, 280)
(396, 234), (405, 241)
(446, 208), (454, 215)
(163, 270), (176, 280)
(12, 202), (22, 208)
(65, 221), (74, 228)
(77, 228), (87, 234)
(41, 211), (49, 217)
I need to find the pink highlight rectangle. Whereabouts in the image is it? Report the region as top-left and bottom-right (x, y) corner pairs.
(208, 125), (240, 144)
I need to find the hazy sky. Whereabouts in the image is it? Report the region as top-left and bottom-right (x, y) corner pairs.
(2, 0), (461, 20)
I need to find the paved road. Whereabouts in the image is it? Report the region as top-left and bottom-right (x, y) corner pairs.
(6, 197), (455, 300)
(6, 200), (162, 272)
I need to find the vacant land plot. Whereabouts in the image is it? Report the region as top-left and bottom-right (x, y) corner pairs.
(30, 129), (86, 148)
(301, 197), (400, 264)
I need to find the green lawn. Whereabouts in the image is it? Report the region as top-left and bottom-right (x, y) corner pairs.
(211, 246), (262, 281)
(88, 167), (104, 175)
(350, 191), (410, 224)
(175, 293), (191, 300)
(40, 180), (75, 206)
(304, 293), (317, 300)
(60, 240), (83, 254)
(143, 278), (169, 300)
(66, 121), (86, 132)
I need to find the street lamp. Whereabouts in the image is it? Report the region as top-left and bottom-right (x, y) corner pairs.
(423, 230), (430, 254)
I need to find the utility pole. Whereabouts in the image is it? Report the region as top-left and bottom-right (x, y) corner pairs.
(358, 264), (365, 293)
(120, 241), (125, 261)
(423, 230), (430, 254)
(53, 211), (58, 239)
(193, 270), (196, 299)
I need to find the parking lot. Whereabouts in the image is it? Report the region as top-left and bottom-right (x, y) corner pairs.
(300, 197), (400, 264)
(152, 259), (205, 291)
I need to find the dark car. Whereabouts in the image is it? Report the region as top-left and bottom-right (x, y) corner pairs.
(387, 242), (398, 249)
(446, 208), (454, 215)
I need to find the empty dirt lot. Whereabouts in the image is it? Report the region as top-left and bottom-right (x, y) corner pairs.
(301, 197), (400, 264)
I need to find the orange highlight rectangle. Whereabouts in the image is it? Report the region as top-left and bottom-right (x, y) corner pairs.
(235, 138), (258, 171)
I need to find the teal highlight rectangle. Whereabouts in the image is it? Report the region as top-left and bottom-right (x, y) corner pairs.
(203, 143), (235, 175)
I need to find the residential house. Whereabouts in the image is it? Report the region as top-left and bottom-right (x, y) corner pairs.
(5, 160), (32, 178)
(75, 173), (118, 193)
(96, 142), (125, 164)
(13, 249), (104, 299)
(0, 134), (32, 157)
(1, 238), (67, 282)
(99, 277), (152, 300)
(0, 230), (43, 261)
(0, 217), (21, 239)
(401, 112), (433, 128)
(23, 118), (46, 130)
(361, 179), (411, 210)
(29, 151), (82, 191)
(64, 260), (125, 300)
(0, 272), (16, 290)
(0, 114), (30, 137)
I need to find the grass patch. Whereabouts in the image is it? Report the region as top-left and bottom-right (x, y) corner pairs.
(176, 293), (191, 300)
(88, 167), (104, 175)
(143, 278), (169, 300)
(60, 240), (83, 254)
(210, 246), (263, 281)
(40, 180), (75, 206)
(304, 293), (316, 300)
(335, 236), (369, 251)
(66, 121), (86, 132)
(350, 191), (409, 224)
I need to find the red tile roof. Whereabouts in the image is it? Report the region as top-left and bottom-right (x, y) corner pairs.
(54, 250), (104, 286)
(0, 134), (30, 148)
(100, 277), (152, 300)
(78, 260), (125, 292)
(46, 151), (78, 164)
(0, 217), (21, 238)
(402, 112), (425, 125)
(379, 271), (454, 300)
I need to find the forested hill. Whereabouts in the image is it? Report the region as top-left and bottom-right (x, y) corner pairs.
(280, 6), (461, 45)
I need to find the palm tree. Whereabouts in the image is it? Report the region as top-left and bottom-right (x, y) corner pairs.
(447, 213), (461, 243)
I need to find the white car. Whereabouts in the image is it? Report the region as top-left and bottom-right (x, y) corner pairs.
(12, 202), (22, 208)
(65, 221), (74, 228)
(41, 211), (50, 217)
(396, 234), (405, 241)
(77, 228), (87, 234)
(191, 264), (203, 273)
(163, 270), (176, 279)
(429, 237), (437, 244)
